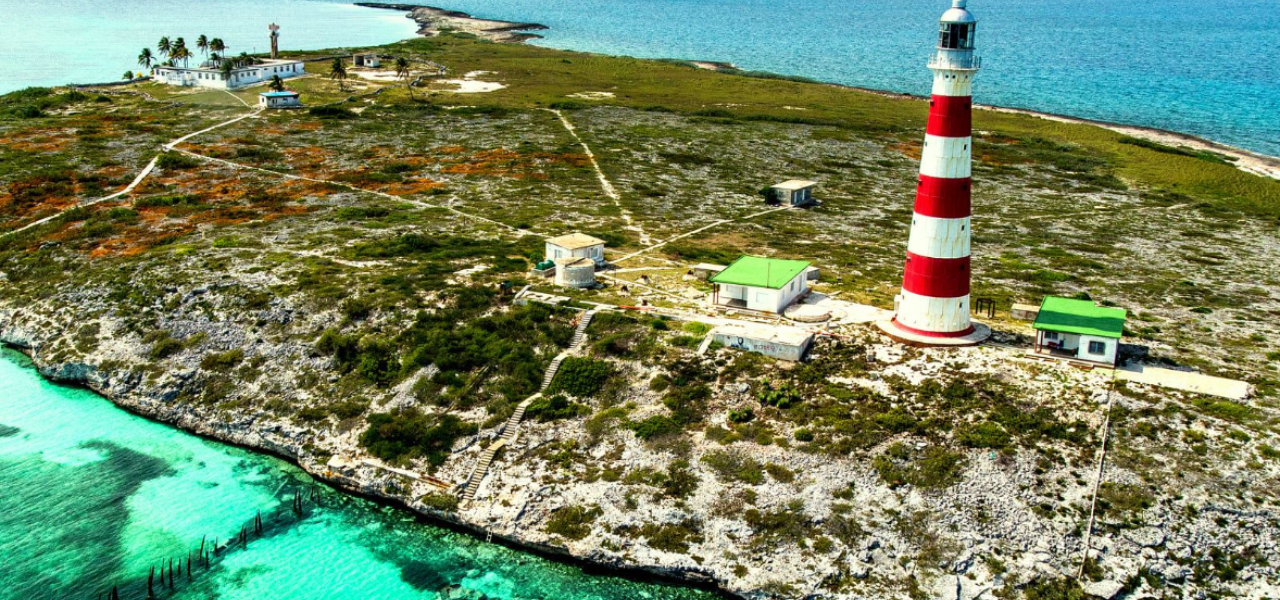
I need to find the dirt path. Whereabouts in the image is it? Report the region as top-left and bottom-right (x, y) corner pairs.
(542, 108), (651, 244)
(611, 205), (794, 265)
(2, 107), (263, 241)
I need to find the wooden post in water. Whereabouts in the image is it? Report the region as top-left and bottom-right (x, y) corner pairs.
(110, 586), (119, 600)
(147, 566), (155, 599)
(187, 551), (193, 580)
(168, 558), (174, 589)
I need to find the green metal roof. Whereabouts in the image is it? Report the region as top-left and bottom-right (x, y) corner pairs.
(1033, 296), (1126, 338)
(709, 256), (810, 290)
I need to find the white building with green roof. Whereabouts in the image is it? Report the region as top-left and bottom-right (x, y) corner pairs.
(1032, 296), (1126, 366)
(709, 256), (811, 314)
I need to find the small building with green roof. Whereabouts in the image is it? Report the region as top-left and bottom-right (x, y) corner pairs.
(709, 255), (811, 313)
(1032, 296), (1126, 366)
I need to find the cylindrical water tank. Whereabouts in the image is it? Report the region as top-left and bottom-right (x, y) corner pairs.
(555, 257), (596, 289)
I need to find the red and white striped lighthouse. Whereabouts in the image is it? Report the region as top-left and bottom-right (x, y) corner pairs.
(880, 0), (989, 345)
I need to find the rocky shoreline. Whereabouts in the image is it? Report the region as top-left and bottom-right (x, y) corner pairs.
(0, 326), (733, 598)
(357, 2), (549, 43)
(352, 1), (1280, 181)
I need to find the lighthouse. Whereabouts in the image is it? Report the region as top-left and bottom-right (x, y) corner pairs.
(879, 0), (990, 346)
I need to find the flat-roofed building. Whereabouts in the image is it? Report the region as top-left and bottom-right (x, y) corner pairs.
(1033, 296), (1126, 366)
(709, 256), (811, 314)
(545, 233), (606, 267)
(767, 180), (817, 207)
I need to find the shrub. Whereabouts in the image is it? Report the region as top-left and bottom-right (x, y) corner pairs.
(873, 443), (966, 489)
(308, 106), (355, 119)
(157, 152), (201, 170)
(637, 520), (703, 552)
(765, 463), (795, 483)
(758, 381), (801, 409)
(149, 337), (184, 360)
(1097, 483), (1154, 517)
(744, 499), (816, 546)
(702, 450), (765, 484)
(545, 505), (601, 540)
(420, 492), (459, 512)
(548, 357), (613, 397)
(957, 422), (1011, 449)
(728, 408), (755, 423)
(793, 428), (814, 442)
(660, 460), (700, 499)
(200, 349), (244, 371)
(525, 394), (588, 422)
(359, 409), (478, 466)
(628, 415), (682, 440)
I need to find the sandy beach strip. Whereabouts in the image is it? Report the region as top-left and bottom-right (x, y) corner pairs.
(356, 2), (548, 42)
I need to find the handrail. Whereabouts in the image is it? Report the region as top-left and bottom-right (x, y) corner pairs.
(929, 55), (981, 71)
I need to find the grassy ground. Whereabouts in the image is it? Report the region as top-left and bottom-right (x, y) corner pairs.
(2, 33), (1279, 599)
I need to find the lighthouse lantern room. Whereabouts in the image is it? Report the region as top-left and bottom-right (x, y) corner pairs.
(878, 0), (991, 346)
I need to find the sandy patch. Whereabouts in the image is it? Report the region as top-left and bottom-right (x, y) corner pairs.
(983, 105), (1280, 180)
(435, 71), (505, 94)
(567, 91), (615, 100)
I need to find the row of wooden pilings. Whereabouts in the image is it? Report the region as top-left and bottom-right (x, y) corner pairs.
(96, 487), (315, 599)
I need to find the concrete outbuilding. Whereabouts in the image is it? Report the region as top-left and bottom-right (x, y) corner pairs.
(354, 53), (381, 68)
(545, 233), (606, 267)
(258, 90), (300, 108)
(712, 322), (814, 362)
(1033, 296), (1126, 366)
(768, 180), (817, 207)
(709, 256), (811, 314)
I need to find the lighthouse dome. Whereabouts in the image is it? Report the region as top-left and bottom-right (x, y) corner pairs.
(940, 0), (977, 24)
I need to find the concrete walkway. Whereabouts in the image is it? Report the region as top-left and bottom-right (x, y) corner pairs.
(1117, 363), (1253, 400)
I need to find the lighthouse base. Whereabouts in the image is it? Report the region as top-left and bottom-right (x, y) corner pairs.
(876, 319), (991, 348)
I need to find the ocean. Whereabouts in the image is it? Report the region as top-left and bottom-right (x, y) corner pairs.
(0, 0), (1275, 157)
(0, 348), (715, 600)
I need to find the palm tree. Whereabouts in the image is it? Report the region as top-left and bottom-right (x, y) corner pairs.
(394, 57), (414, 100)
(123, 70), (135, 81)
(329, 58), (348, 92)
(173, 46), (192, 68)
(210, 38), (226, 63)
(210, 52), (221, 65)
(196, 35), (209, 59)
(157, 36), (172, 59)
(220, 60), (235, 84)
(269, 75), (285, 92)
(172, 37), (187, 66)
(138, 48), (155, 71)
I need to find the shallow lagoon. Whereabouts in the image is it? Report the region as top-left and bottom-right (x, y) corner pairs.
(0, 348), (715, 600)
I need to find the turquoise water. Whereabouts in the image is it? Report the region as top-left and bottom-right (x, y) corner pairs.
(0, 0), (418, 90)
(441, 0), (1279, 157)
(0, 0), (1275, 156)
(0, 348), (715, 600)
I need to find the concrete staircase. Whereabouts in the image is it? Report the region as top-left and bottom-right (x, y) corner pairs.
(459, 309), (597, 502)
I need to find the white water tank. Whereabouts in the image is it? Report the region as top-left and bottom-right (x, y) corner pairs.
(555, 257), (596, 289)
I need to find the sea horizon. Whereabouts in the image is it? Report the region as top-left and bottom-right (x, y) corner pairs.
(1, 0), (1276, 158)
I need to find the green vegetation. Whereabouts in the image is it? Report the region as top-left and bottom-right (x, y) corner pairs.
(525, 394), (588, 421)
(360, 409), (479, 467)
(545, 504), (602, 540)
(873, 443), (967, 489)
(548, 357), (613, 397)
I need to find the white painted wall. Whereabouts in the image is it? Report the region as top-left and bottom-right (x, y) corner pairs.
(1077, 334), (1118, 365)
(716, 273), (808, 313)
(545, 242), (605, 266)
(154, 61), (304, 90)
(896, 289), (970, 333)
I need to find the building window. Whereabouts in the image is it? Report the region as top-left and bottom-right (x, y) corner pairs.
(1088, 341), (1107, 355)
(1044, 331), (1059, 341)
